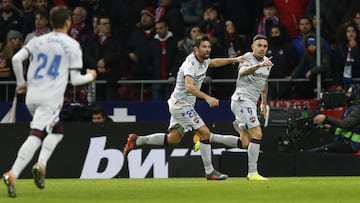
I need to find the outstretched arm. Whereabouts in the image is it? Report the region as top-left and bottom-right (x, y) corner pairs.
(209, 54), (249, 68)
(70, 69), (97, 86)
(239, 57), (273, 77)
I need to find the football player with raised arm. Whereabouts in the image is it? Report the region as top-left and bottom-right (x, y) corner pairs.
(3, 6), (97, 198)
(123, 34), (248, 180)
(206, 35), (273, 180)
(231, 35), (273, 180)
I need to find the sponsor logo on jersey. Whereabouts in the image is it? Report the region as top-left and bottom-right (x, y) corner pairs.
(252, 72), (269, 79)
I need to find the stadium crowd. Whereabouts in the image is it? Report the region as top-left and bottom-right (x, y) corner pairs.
(1, 0), (360, 102)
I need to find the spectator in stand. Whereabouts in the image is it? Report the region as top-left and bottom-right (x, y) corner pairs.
(210, 19), (248, 100)
(21, 0), (36, 37)
(306, 0), (351, 42)
(0, 30), (23, 102)
(287, 34), (331, 99)
(128, 7), (156, 80)
(311, 14), (336, 51)
(33, 0), (52, 11)
(145, 19), (178, 101)
(173, 24), (201, 71)
(334, 22), (360, 91)
(291, 15), (331, 64)
(155, 0), (184, 42)
(180, 0), (203, 27)
(83, 14), (127, 101)
(24, 8), (50, 44)
(1, 30), (23, 80)
(70, 6), (92, 47)
(267, 24), (297, 99)
(291, 15), (313, 61)
(110, 0), (149, 45)
(222, 20), (248, 60)
(199, 4), (224, 50)
(215, 0), (260, 41)
(0, 0), (23, 42)
(273, 0), (309, 39)
(91, 106), (113, 123)
(256, 1), (289, 40)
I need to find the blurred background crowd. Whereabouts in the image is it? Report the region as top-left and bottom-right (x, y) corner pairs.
(1, 0), (360, 102)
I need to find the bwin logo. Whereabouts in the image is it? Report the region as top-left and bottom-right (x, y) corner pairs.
(80, 136), (233, 179)
(80, 136), (168, 179)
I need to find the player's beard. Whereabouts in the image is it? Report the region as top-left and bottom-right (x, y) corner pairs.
(201, 52), (210, 60)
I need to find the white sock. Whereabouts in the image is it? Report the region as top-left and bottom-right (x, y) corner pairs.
(248, 141), (260, 174)
(11, 136), (42, 179)
(199, 141), (214, 175)
(136, 133), (166, 145)
(210, 133), (239, 148)
(38, 133), (63, 167)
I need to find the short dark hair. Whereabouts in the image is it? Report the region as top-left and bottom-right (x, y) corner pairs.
(96, 14), (110, 25)
(91, 106), (106, 117)
(193, 34), (210, 47)
(252, 34), (268, 42)
(35, 8), (49, 20)
(49, 6), (70, 29)
(299, 15), (312, 24)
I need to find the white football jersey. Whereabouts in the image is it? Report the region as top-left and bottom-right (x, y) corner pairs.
(169, 52), (210, 107)
(24, 32), (83, 105)
(231, 52), (271, 103)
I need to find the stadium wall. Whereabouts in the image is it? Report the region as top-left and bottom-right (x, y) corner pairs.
(1, 123), (360, 179)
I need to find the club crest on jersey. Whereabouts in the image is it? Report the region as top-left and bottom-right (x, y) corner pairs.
(247, 107), (252, 115)
(249, 116), (256, 123)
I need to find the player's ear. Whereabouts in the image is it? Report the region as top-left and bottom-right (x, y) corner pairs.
(65, 17), (72, 31)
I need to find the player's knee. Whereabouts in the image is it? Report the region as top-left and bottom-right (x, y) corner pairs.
(29, 129), (47, 140)
(167, 135), (182, 145)
(196, 128), (211, 140)
(242, 141), (249, 148)
(167, 128), (182, 145)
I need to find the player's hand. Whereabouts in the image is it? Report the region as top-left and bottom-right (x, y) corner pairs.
(313, 114), (326, 125)
(205, 96), (219, 108)
(260, 56), (273, 68)
(16, 84), (27, 94)
(87, 69), (97, 80)
(235, 54), (250, 63)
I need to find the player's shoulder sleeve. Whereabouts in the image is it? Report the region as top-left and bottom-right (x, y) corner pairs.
(183, 54), (197, 77)
(238, 52), (253, 68)
(23, 36), (37, 55)
(69, 38), (83, 70)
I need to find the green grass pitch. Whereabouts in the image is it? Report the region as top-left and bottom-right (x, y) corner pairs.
(1, 177), (360, 203)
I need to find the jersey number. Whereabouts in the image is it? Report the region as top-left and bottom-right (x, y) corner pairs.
(34, 53), (61, 79)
